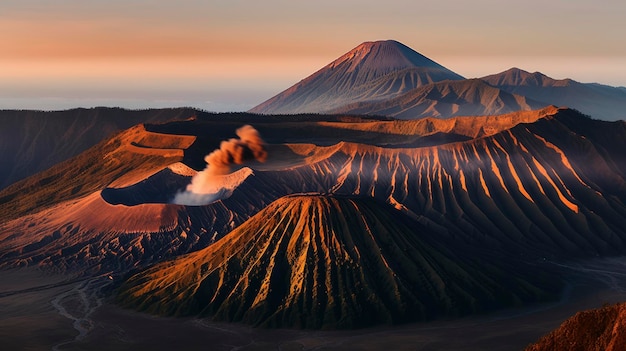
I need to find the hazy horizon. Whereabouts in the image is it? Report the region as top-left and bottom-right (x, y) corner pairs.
(1, 0), (625, 112)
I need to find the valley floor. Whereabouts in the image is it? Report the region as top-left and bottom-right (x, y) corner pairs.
(2, 258), (626, 351)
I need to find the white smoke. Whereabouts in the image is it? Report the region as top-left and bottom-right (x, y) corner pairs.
(171, 125), (267, 206)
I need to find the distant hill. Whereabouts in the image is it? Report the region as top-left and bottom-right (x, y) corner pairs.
(482, 68), (626, 121)
(0, 107), (197, 189)
(249, 40), (464, 114)
(331, 79), (547, 119)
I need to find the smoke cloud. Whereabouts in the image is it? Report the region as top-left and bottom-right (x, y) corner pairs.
(172, 125), (267, 205)
(203, 124), (268, 176)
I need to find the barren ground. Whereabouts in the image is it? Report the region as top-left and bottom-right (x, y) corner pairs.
(2, 257), (626, 351)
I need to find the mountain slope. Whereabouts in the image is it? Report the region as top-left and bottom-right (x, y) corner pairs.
(0, 107), (196, 190)
(2, 108), (626, 278)
(117, 195), (554, 329)
(482, 68), (626, 121)
(249, 40), (463, 114)
(527, 302), (626, 351)
(0, 124), (195, 221)
(331, 79), (547, 119)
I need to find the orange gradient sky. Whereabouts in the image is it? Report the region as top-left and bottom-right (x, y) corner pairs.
(1, 0), (625, 111)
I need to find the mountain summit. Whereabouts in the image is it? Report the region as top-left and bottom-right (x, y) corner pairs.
(325, 40), (456, 75)
(249, 40), (464, 114)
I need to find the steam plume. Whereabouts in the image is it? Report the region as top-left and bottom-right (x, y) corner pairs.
(172, 125), (267, 205)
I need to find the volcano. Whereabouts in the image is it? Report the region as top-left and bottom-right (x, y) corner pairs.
(117, 195), (553, 329)
(3, 107), (626, 277)
(249, 40), (464, 114)
(2, 107), (626, 336)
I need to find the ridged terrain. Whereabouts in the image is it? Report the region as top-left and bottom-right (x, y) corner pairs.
(249, 40), (463, 114)
(2, 107), (626, 278)
(482, 68), (626, 121)
(0, 124), (195, 221)
(117, 195), (554, 329)
(527, 303), (626, 351)
(331, 79), (546, 119)
(0, 107), (196, 189)
(0, 125), (196, 273)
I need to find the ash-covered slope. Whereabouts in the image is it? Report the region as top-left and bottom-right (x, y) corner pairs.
(249, 40), (463, 114)
(526, 302), (626, 351)
(482, 68), (626, 121)
(2, 108), (626, 278)
(331, 79), (547, 119)
(0, 107), (196, 190)
(117, 195), (553, 329)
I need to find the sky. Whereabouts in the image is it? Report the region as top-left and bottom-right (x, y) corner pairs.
(1, 0), (625, 112)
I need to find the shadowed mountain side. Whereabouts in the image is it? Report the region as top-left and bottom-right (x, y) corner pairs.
(0, 107), (196, 189)
(249, 40), (463, 114)
(102, 168), (191, 206)
(482, 68), (626, 121)
(117, 195), (557, 329)
(0, 125), (195, 222)
(526, 302), (626, 351)
(330, 79), (547, 119)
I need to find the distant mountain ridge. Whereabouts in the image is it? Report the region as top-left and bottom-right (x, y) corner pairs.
(482, 67), (626, 121)
(483, 67), (573, 87)
(249, 40), (464, 114)
(0, 107), (197, 189)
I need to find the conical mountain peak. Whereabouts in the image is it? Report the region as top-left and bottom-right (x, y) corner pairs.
(328, 40), (449, 73)
(118, 194), (554, 329)
(249, 40), (463, 114)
